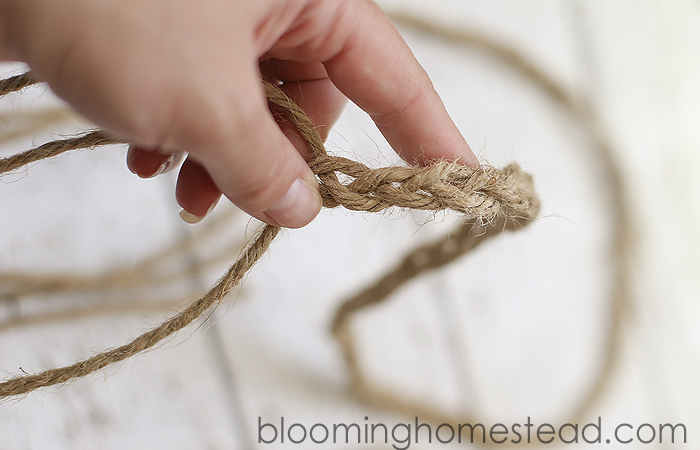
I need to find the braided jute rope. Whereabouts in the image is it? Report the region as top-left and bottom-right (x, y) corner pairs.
(0, 71), (538, 398)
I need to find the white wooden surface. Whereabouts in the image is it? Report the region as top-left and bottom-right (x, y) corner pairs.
(1, 1), (698, 448)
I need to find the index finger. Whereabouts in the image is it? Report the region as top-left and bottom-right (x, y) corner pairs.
(323, 0), (478, 167)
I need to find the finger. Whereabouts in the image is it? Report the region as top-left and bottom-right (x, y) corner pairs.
(175, 156), (222, 223)
(268, 59), (329, 85)
(127, 145), (182, 178)
(180, 74), (322, 229)
(323, 0), (478, 167)
(176, 61), (335, 227)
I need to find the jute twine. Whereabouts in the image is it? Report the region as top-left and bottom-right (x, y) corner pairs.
(0, 71), (538, 398)
(324, 14), (632, 447)
(0, 71), (38, 95)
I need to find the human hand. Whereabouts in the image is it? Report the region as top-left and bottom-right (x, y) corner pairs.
(1, 0), (477, 227)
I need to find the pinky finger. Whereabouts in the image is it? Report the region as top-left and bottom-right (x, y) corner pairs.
(175, 156), (222, 223)
(127, 145), (183, 178)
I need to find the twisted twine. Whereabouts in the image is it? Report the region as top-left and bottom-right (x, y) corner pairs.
(0, 72), (537, 398)
(0, 71), (39, 96)
(0, 130), (122, 173)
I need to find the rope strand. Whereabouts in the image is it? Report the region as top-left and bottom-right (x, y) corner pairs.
(0, 71), (40, 96)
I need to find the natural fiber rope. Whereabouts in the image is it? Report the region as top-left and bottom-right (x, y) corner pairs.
(0, 130), (123, 173)
(0, 72), (537, 398)
(327, 13), (631, 447)
(265, 81), (538, 220)
(0, 71), (39, 96)
(0, 224), (279, 397)
(332, 215), (516, 334)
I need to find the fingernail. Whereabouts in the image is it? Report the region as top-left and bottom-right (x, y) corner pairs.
(145, 154), (176, 179)
(179, 198), (219, 224)
(264, 176), (322, 228)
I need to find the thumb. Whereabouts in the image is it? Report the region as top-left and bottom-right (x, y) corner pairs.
(182, 89), (322, 229)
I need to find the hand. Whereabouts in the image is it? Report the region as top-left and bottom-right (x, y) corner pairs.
(1, 0), (477, 227)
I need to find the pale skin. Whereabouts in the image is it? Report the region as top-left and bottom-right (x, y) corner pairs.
(0, 0), (478, 227)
